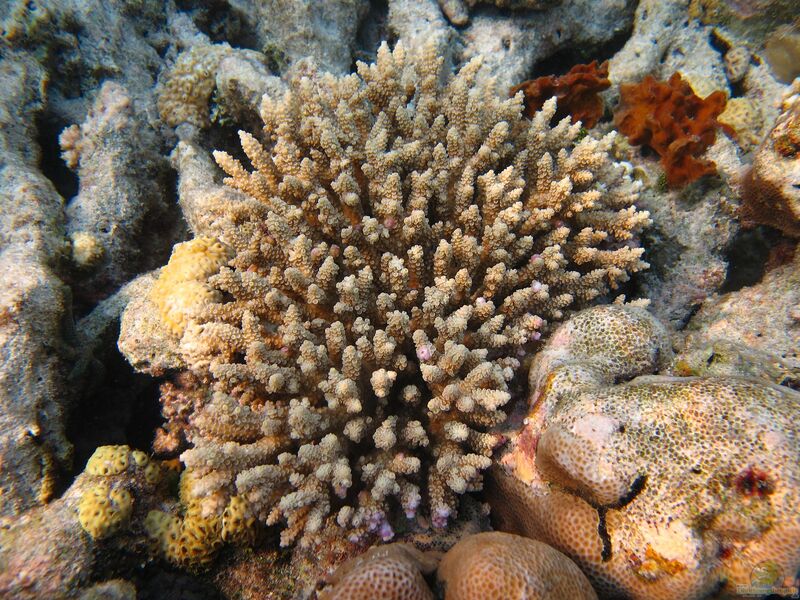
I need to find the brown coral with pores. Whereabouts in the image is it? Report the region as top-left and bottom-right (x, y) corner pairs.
(510, 61), (611, 128)
(145, 41), (649, 549)
(490, 305), (800, 599)
(614, 73), (733, 187)
(739, 79), (800, 237)
(438, 531), (597, 599)
(318, 543), (439, 600)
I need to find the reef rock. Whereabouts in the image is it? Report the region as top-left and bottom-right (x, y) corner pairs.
(0, 53), (71, 517)
(227, 0), (369, 74)
(436, 0), (560, 27)
(0, 446), (172, 600)
(458, 0), (637, 93)
(490, 304), (800, 600)
(60, 81), (175, 297)
(678, 248), (800, 387)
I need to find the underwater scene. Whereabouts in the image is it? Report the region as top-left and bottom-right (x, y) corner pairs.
(0, 0), (799, 598)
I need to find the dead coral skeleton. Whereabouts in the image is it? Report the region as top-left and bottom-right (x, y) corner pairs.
(152, 41), (649, 549)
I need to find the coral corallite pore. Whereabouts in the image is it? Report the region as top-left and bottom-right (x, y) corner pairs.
(156, 42), (650, 548)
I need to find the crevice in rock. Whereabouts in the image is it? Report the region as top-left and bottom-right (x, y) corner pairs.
(597, 508), (612, 561)
(719, 226), (775, 293)
(35, 112), (78, 202)
(176, 0), (261, 51)
(353, 0), (390, 66)
(65, 323), (163, 477)
(612, 474), (647, 509)
(595, 474), (647, 563)
(529, 24), (632, 79)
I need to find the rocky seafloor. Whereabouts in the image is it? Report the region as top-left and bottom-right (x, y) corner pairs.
(0, 0), (799, 598)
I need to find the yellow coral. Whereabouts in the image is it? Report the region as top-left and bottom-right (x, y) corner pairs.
(150, 237), (233, 336)
(144, 461), (161, 485)
(86, 445), (130, 477)
(146, 505), (223, 568)
(78, 483), (133, 539)
(146, 475), (224, 568)
(175, 503), (223, 567)
(221, 495), (256, 544)
(719, 97), (762, 150)
(131, 450), (149, 467)
(145, 509), (182, 554)
(148, 505), (222, 568)
(70, 231), (105, 268)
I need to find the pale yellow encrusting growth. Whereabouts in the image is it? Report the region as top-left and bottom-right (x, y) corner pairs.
(78, 482), (133, 540)
(157, 41), (649, 548)
(150, 237), (233, 336)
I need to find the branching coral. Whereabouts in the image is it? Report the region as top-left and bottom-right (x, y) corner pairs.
(155, 41), (649, 549)
(614, 73), (733, 187)
(510, 61), (611, 128)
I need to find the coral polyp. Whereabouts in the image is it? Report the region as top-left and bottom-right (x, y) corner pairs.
(151, 41), (649, 548)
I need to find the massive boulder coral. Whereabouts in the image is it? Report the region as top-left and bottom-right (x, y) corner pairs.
(317, 531), (597, 599)
(490, 305), (800, 599)
(122, 40), (649, 550)
(318, 542), (440, 600)
(438, 531), (597, 599)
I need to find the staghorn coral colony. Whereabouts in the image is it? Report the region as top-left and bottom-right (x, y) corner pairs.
(150, 42), (649, 549)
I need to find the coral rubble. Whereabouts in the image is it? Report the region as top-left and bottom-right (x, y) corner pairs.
(491, 305), (800, 599)
(614, 73), (733, 187)
(128, 41), (650, 550)
(510, 61), (611, 128)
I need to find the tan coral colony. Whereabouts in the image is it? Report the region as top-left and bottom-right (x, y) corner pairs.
(152, 41), (649, 548)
